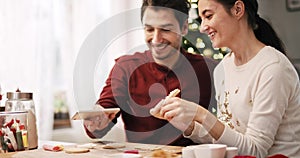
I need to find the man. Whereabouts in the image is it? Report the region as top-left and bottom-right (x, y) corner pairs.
(84, 0), (216, 146)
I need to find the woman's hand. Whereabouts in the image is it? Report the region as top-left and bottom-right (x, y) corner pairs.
(159, 97), (204, 132)
(159, 97), (224, 140)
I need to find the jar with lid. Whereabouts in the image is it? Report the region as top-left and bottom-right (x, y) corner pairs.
(5, 92), (38, 149)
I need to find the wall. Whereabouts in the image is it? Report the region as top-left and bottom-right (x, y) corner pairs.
(258, 0), (300, 70)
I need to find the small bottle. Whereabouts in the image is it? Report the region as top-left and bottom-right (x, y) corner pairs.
(16, 124), (24, 151)
(19, 125), (28, 150)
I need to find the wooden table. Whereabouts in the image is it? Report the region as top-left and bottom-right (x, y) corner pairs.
(0, 140), (182, 158)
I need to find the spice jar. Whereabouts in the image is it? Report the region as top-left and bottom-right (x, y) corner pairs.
(5, 92), (38, 149)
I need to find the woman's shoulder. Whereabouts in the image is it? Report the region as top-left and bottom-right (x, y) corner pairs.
(258, 46), (299, 81)
(260, 46), (293, 69)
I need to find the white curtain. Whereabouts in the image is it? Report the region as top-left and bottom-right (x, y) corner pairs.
(0, 0), (143, 142)
(0, 0), (58, 140)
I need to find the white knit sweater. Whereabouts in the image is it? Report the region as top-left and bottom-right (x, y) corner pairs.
(185, 46), (300, 157)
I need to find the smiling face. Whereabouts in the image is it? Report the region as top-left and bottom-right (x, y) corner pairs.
(198, 0), (239, 48)
(142, 7), (187, 66)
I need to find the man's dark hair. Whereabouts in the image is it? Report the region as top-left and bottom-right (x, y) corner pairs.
(141, 0), (191, 28)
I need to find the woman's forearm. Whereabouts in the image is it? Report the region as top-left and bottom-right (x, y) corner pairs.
(194, 106), (225, 140)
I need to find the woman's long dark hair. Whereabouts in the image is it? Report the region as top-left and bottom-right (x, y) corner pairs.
(214, 0), (286, 55)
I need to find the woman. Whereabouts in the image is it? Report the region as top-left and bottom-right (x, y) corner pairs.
(155, 0), (300, 157)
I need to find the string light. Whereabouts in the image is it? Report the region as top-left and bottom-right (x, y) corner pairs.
(187, 47), (195, 54)
(191, 3), (198, 8)
(196, 38), (205, 48)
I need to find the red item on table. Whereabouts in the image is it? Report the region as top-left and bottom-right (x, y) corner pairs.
(124, 149), (139, 154)
(234, 154), (288, 158)
(43, 144), (64, 152)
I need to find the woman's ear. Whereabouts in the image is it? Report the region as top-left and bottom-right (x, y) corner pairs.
(181, 20), (188, 36)
(231, 0), (245, 20)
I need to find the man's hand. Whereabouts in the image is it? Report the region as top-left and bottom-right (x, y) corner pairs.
(83, 105), (117, 132)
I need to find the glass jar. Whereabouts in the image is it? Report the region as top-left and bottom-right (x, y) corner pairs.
(5, 92), (38, 149)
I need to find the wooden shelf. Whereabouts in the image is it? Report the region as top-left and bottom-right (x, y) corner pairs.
(53, 119), (71, 129)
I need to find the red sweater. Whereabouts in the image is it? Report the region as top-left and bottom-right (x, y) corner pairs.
(86, 49), (216, 146)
